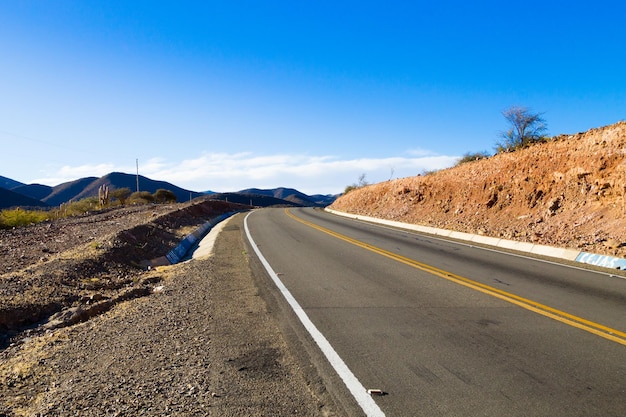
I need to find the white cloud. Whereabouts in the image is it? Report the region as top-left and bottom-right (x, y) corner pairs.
(405, 147), (437, 157)
(30, 152), (460, 195)
(31, 163), (117, 186)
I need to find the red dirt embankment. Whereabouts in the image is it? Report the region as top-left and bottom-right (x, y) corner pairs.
(331, 121), (626, 258)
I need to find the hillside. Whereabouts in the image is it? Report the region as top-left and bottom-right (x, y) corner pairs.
(0, 176), (24, 190)
(10, 183), (53, 201)
(238, 187), (335, 207)
(0, 188), (49, 210)
(2, 173), (330, 208)
(3, 173), (204, 207)
(70, 172), (204, 204)
(41, 177), (99, 206)
(207, 192), (303, 207)
(330, 121), (626, 258)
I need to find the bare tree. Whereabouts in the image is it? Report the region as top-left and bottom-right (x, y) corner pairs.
(344, 173), (369, 195)
(357, 173), (368, 187)
(496, 106), (548, 152)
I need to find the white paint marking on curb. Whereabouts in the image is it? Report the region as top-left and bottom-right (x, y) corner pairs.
(190, 217), (232, 260)
(244, 211), (386, 417)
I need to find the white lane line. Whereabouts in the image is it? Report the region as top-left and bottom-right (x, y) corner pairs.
(244, 211), (386, 417)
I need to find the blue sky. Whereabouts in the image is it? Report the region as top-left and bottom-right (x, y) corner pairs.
(1, 1), (625, 195)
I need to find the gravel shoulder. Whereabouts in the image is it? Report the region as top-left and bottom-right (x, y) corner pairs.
(0, 213), (341, 416)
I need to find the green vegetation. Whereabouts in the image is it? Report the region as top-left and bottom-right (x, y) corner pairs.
(59, 197), (100, 217)
(455, 151), (491, 166)
(128, 191), (155, 205)
(110, 187), (132, 205)
(1, 188), (179, 229)
(154, 188), (177, 203)
(0, 208), (49, 229)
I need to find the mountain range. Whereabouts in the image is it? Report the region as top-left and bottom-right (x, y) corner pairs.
(0, 173), (336, 210)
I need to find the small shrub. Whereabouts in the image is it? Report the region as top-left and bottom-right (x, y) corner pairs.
(343, 173), (368, 195)
(61, 197), (100, 216)
(344, 185), (357, 194)
(0, 208), (49, 228)
(456, 151), (491, 166)
(110, 187), (132, 205)
(129, 191), (155, 205)
(153, 189), (177, 204)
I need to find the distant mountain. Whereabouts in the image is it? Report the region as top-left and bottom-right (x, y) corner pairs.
(41, 177), (99, 206)
(0, 187), (49, 210)
(309, 194), (338, 207)
(237, 187), (336, 207)
(0, 173), (336, 209)
(38, 172), (204, 206)
(11, 183), (54, 201)
(0, 175), (25, 190)
(70, 172), (204, 203)
(207, 192), (302, 208)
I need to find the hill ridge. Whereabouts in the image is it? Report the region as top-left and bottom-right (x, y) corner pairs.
(1, 173), (335, 209)
(330, 121), (626, 258)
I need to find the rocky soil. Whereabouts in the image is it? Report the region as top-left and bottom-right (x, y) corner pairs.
(0, 213), (338, 416)
(4, 120), (625, 416)
(0, 199), (248, 347)
(331, 121), (626, 260)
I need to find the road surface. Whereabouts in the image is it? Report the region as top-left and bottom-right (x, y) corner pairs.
(245, 207), (626, 417)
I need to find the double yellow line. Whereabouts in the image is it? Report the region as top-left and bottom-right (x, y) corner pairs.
(286, 209), (626, 346)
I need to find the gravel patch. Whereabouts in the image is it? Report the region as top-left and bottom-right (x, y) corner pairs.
(0, 214), (340, 416)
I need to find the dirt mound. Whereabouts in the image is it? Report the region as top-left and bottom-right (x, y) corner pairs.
(331, 121), (626, 258)
(0, 199), (248, 346)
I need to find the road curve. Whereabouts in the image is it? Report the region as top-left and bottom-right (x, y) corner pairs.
(245, 207), (626, 417)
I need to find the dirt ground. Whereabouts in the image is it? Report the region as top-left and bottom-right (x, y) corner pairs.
(0, 213), (339, 416)
(4, 121), (625, 416)
(0, 199), (248, 346)
(331, 121), (626, 260)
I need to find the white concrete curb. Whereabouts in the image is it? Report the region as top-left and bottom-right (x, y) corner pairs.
(162, 211), (240, 265)
(324, 208), (626, 270)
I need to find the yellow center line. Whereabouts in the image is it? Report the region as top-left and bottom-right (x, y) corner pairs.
(286, 209), (626, 346)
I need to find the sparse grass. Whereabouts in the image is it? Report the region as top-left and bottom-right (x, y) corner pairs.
(0, 197), (100, 229)
(0, 208), (49, 229)
(2, 188), (179, 229)
(343, 184), (358, 194)
(90, 241), (105, 250)
(55, 197), (100, 217)
(455, 151), (491, 166)
(129, 191), (155, 205)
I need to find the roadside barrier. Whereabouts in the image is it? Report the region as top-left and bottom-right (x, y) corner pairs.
(325, 208), (626, 271)
(165, 211), (238, 264)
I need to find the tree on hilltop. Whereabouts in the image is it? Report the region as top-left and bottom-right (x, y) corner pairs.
(496, 106), (548, 152)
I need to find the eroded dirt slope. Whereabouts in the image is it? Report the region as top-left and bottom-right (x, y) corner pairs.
(0, 198), (247, 346)
(331, 121), (626, 258)
(0, 214), (338, 416)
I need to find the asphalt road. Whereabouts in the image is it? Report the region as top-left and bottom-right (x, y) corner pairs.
(245, 207), (626, 417)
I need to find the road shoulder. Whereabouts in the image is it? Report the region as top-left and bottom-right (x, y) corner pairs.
(0, 213), (340, 416)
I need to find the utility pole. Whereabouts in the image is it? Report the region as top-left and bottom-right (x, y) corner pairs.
(136, 158), (140, 192)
